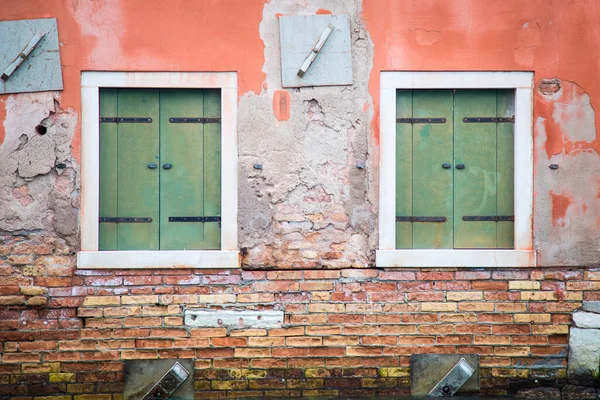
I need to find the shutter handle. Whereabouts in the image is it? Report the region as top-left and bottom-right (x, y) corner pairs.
(162, 163), (173, 170)
(442, 163), (451, 169)
(147, 163), (158, 169)
(456, 164), (465, 170)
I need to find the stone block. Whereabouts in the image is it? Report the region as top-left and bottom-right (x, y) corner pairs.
(568, 328), (600, 386)
(583, 301), (600, 314)
(185, 309), (283, 329)
(573, 312), (600, 329)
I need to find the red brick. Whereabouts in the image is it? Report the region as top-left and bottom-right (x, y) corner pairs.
(492, 324), (531, 335)
(472, 281), (508, 290)
(416, 272), (454, 281)
(212, 337), (248, 347)
(124, 276), (163, 285)
(379, 272), (416, 281)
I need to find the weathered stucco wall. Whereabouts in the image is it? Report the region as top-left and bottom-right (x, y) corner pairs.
(2, 0), (600, 266)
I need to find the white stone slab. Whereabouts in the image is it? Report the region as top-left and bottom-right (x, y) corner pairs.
(185, 309), (283, 328)
(568, 328), (600, 386)
(0, 18), (63, 94)
(573, 312), (600, 329)
(280, 14), (352, 87)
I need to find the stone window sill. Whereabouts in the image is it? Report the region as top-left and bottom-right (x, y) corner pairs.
(77, 250), (240, 269)
(376, 249), (536, 268)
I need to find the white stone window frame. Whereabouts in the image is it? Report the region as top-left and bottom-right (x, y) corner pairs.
(78, 72), (239, 269)
(377, 71), (536, 268)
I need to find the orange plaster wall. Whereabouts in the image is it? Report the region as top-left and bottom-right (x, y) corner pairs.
(1, 0), (267, 159)
(362, 0), (600, 151)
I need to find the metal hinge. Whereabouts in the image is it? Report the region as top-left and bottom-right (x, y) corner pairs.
(397, 118), (446, 124)
(462, 216), (514, 221)
(168, 216), (221, 222)
(396, 216), (447, 222)
(99, 117), (153, 123)
(169, 117), (221, 123)
(463, 117), (514, 123)
(99, 217), (152, 223)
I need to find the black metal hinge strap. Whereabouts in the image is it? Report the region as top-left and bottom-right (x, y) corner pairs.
(99, 217), (152, 223)
(397, 118), (446, 124)
(99, 117), (153, 123)
(169, 216), (221, 222)
(462, 216), (514, 221)
(169, 117), (221, 123)
(463, 117), (515, 123)
(396, 216), (447, 222)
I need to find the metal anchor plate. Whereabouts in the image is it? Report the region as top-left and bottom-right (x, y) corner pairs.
(410, 354), (480, 396)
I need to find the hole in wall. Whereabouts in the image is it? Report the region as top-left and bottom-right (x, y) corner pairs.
(35, 125), (47, 135)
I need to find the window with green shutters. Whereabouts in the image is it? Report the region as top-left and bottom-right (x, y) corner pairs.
(99, 88), (221, 250)
(395, 89), (515, 249)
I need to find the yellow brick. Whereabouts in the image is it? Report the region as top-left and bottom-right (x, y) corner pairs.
(303, 390), (338, 397)
(49, 373), (76, 383)
(229, 369), (267, 379)
(566, 292), (583, 301)
(379, 367), (410, 377)
(198, 294), (236, 303)
(211, 380), (249, 390)
(494, 346), (530, 356)
(509, 281), (541, 290)
(532, 325), (569, 334)
(230, 329), (267, 337)
(491, 368), (517, 378)
(446, 292), (483, 301)
(422, 302), (457, 312)
(458, 302), (494, 312)
(121, 295), (158, 305)
(520, 291), (557, 301)
(74, 395), (112, 400)
(495, 303), (527, 312)
(34, 397), (72, 400)
(514, 314), (551, 323)
(82, 296), (120, 306)
(305, 368), (331, 378)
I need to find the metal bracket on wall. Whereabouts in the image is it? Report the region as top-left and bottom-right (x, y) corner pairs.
(462, 117), (514, 123)
(141, 362), (190, 400)
(428, 358), (475, 397)
(99, 117), (152, 123)
(396, 216), (447, 222)
(168, 117), (221, 123)
(168, 216), (221, 222)
(462, 216), (514, 221)
(397, 117), (446, 124)
(99, 217), (152, 223)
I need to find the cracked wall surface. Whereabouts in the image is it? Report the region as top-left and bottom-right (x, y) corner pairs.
(238, 0), (376, 269)
(0, 92), (78, 244)
(0, 0), (599, 268)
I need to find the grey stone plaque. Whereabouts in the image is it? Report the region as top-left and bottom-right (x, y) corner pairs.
(410, 354), (480, 395)
(279, 14), (352, 87)
(0, 18), (63, 94)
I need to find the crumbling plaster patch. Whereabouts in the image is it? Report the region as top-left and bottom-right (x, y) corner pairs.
(0, 92), (78, 242)
(238, 0), (375, 268)
(534, 80), (600, 266)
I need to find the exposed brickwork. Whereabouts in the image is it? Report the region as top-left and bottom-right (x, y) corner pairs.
(1, 234), (599, 397)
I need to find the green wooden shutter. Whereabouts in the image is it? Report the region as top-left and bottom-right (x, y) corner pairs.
(159, 89), (221, 250)
(453, 90), (498, 248)
(395, 89), (514, 250)
(99, 89), (160, 250)
(412, 90), (454, 249)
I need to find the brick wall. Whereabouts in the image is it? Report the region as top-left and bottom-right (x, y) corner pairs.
(2, 234), (600, 398)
